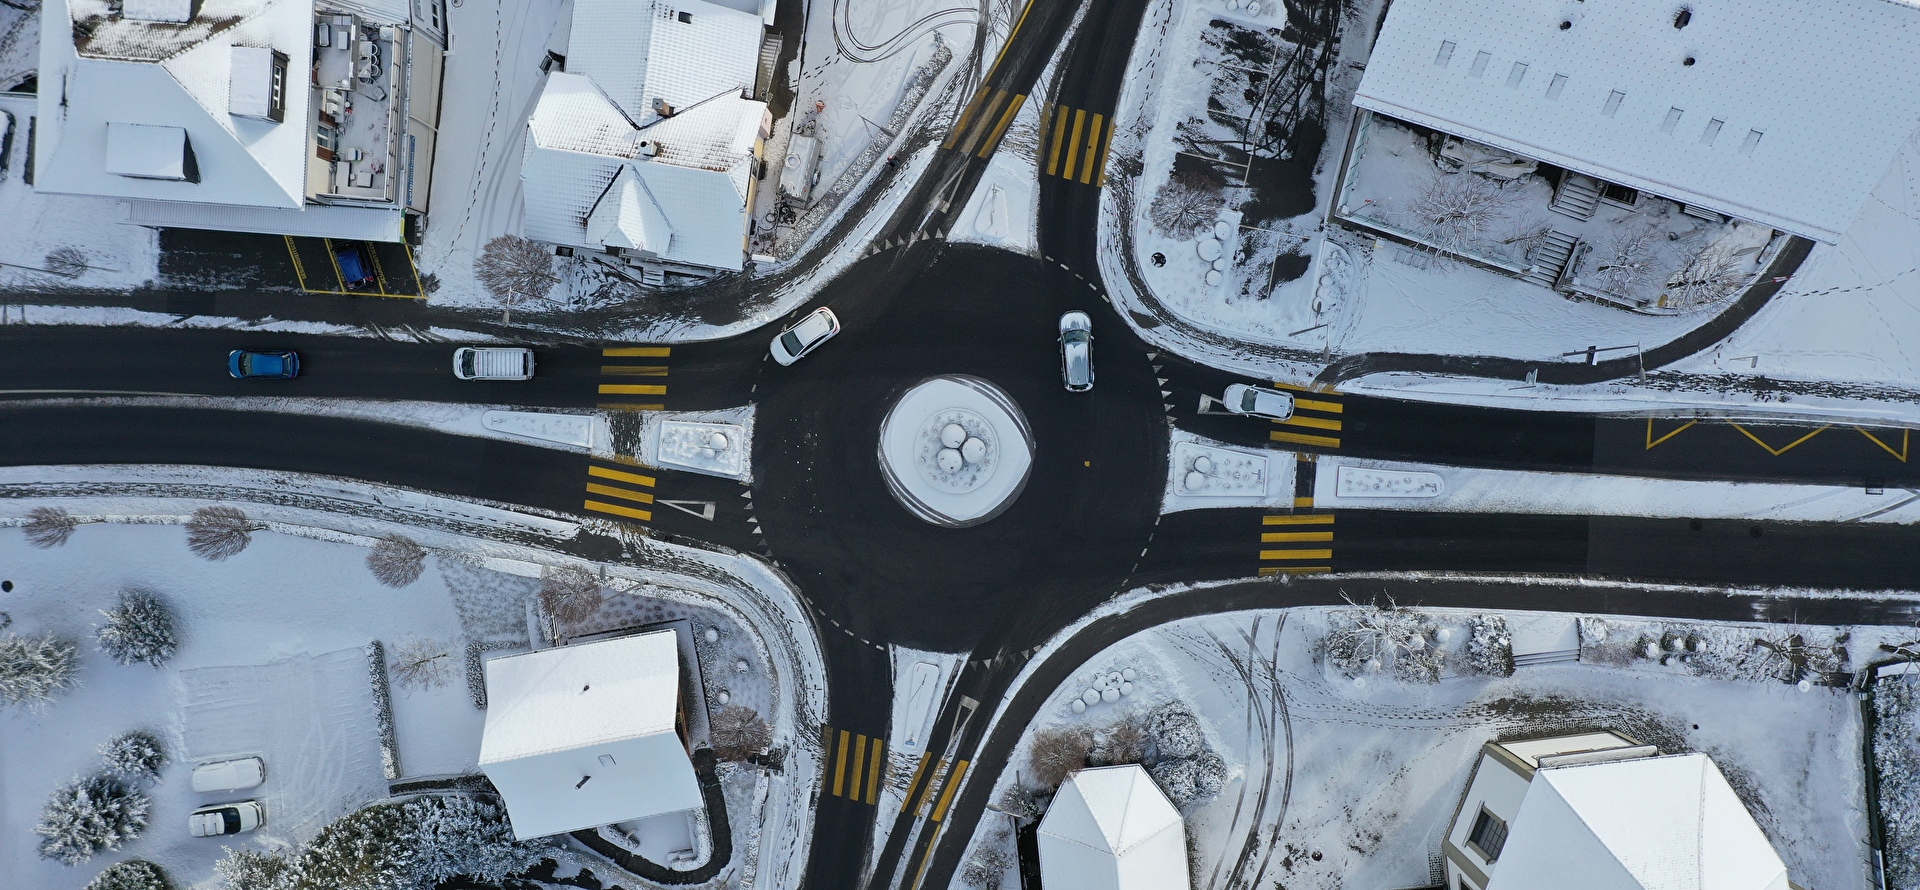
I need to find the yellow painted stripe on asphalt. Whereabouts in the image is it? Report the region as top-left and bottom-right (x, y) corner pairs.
(1293, 397), (1343, 413)
(1078, 112), (1104, 184)
(1261, 566), (1331, 575)
(1262, 548), (1333, 561)
(910, 824), (941, 890)
(1272, 381), (1336, 394)
(587, 465), (656, 487)
(1280, 415), (1343, 431)
(585, 482), (655, 505)
(1062, 109), (1087, 180)
(930, 759), (969, 822)
(598, 383), (668, 395)
(597, 402), (666, 411)
(1046, 105), (1069, 176)
(978, 93), (1027, 158)
(1093, 116), (1116, 186)
(848, 732), (867, 800)
(584, 500), (652, 521)
(603, 346), (670, 357)
(946, 88), (992, 149)
(1293, 496), (1315, 508)
(902, 752), (932, 812)
(958, 90), (1009, 156)
(1271, 429), (1342, 448)
(600, 365), (670, 376)
(834, 729), (851, 798)
(1264, 514), (1335, 525)
(1262, 531), (1334, 543)
(916, 758), (948, 815)
(867, 737), (885, 805)
(987, 0), (1035, 73)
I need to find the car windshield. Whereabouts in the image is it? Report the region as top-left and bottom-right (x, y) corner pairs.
(779, 331), (804, 355)
(1063, 329), (1090, 344)
(1241, 390), (1261, 412)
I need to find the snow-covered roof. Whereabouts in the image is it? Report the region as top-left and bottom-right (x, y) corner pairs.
(1353, 0), (1920, 242)
(520, 72), (758, 271)
(1486, 753), (1789, 890)
(567, 0), (764, 123)
(1038, 765), (1192, 890)
(477, 630), (702, 839)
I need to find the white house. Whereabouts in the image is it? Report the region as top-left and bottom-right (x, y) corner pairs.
(34, 0), (447, 241)
(1037, 764), (1192, 890)
(519, 0), (773, 284)
(478, 629), (703, 840)
(1443, 731), (1795, 890)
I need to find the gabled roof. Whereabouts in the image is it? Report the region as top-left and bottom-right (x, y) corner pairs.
(1486, 753), (1789, 890)
(566, 0), (764, 123)
(586, 165), (674, 252)
(1037, 765), (1191, 890)
(1352, 0), (1920, 242)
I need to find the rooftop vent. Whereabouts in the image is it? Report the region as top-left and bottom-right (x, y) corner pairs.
(105, 122), (197, 181)
(651, 98), (675, 118)
(1674, 7), (1692, 28)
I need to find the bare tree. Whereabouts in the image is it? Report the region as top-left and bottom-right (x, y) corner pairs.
(388, 636), (455, 691)
(710, 705), (773, 761)
(1324, 596), (1445, 682)
(474, 235), (558, 324)
(1402, 171), (1517, 255)
(961, 829), (1017, 890)
(185, 506), (262, 561)
(367, 534), (427, 588)
(1587, 223), (1663, 299)
(1027, 725), (1093, 788)
(538, 565), (603, 625)
(1147, 171), (1225, 240)
(44, 247), (88, 279)
(1091, 712), (1147, 766)
(1665, 246), (1750, 309)
(24, 506), (79, 548)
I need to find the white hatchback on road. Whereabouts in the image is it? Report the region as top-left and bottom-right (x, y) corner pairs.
(770, 308), (841, 365)
(1059, 311), (1094, 392)
(1223, 383), (1295, 420)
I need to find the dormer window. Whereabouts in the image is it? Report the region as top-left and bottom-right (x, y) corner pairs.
(229, 47), (289, 123)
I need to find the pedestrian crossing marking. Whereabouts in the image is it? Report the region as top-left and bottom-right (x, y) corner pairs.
(599, 365), (670, 376)
(1279, 414), (1343, 432)
(587, 466), (657, 487)
(1292, 397), (1343, 414)
(1268, 387), (1345, 448)
(598, 383), (669, 395)
(584, 499), (652, 521)
(945, 88), (993, 150)
(584, 482), (654, 505)
(1261, 510), (1334, 575)
(1043, 104), (1114, 186)
(902, 752), (933, 813)
(978, 93), (1027, 158)
(1270, 430), (1342, 448)
(1293, 496), (1315, 508)
(833, 729), (850, 798)
(946, 89), (1025, 157)
(603, 346), (672, 357)
(1260, 548), (1332, 560)
(1262, 531), (1333, 543)
(823, 726), (887, 805)
(930, 759), (969, 822)
(915, 758), (950, 816)
(583, 463), (656, 522)
(1264, 513), (1334, 525)
(599, 347), (670, 410)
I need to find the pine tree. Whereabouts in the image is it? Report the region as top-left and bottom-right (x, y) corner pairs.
(99, 731), (168, 783)
(214, 847), (294, 890)
(404, 795), (550, 884)
(35, 773), (152, 865)
(289, 801), (414, 890)
(85, 859), (171, 890)
(98, 589), (179, 668)
(0, 634), (80, 710)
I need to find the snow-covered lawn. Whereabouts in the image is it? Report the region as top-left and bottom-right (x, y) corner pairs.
(966, 608), (1874, 890)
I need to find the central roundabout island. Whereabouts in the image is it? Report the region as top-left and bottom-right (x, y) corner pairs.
(877, 374), (1035, 528)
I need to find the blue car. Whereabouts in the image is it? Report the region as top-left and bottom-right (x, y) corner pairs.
(228, 349), (300, 379)
(332, 242), (376, 291)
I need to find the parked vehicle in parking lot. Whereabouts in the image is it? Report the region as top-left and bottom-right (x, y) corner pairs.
(770, 307), (841, 365)
(1223, 383), (1296, 420)
(191, 757), (265, 793)
(332, 242), (377, 291)
(189, 800), (264, 837)
(227, 349), (300, 379)
(453, 347), (535, 380)
(1059, 311), (1094, 392)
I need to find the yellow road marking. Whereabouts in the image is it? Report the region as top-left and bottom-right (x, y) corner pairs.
(1093, 116), (1115, 186)
(1263, 531), (1334, 543)
(1292, 496), (1315, 508)
(834, 729), (851, 798)
(986, 0), (1035, 74)
(848, 732), (867, 800)
(1261, 548), (1333, 561)
(598, 383), (668, 395)
(867, 737), (885, 805)
(945, 88), (993, 149)
(902, 752), (932, 812)
(584, 500), (651, 521)
(1271, 429), (1341, 448)
(284, 236), (309, 288)
(909, 824), (940, 890)
(1279, 415), (1343, 431)
(978, 94), (1027, 158)
(915, 758), (948, 816)
(1261, 566), (1331, 575)
(1857, 427), (1911, 462)
(587, 465), (656, 487)
(1272, 381), (1338, 394)
(597, 402), (666, 411)
(600, 365), (670, 376)
(1063, 109), (1087, 181)
(957, 90), (1009, 156)
(1046, 106), (1069, 176)
(585, 482), (655, 505)
(1644, 418), (1698, 449)
(603, 346), (672, 357)
(1293, 397), (1343, 413)
(930, 760), (968, 822)
(1078, 113), (1103, 184)
(1264, 513), (1334, 525)
(1730, 423), (1831, 456)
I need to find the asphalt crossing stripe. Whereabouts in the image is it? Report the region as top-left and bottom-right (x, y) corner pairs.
(1264, 514), (1334, 525)
(1262, 531), (1333, 542)
(1078, 112), (1104, 184)
(1063, 109), (1086, 180)
(822, 726), (888, 805)
(956, 90), (1012, 155)
(1261, 510), (1334, 575)
(930, 759), (969, 822)
(915, 758), (950, 816)
(583, 464), (656, 522)
(598, 383), (668, 395)
(599, 346), (670, 410)
(1046, 106), (1070, 176)
(603, 346), (672, 357)
(599, 366), (669, 376)
(976, 93), (1027, 159)
(866, 737), (885, 805)
(1043, 105), (1114, 186)
(1270, 388), (1345, 449)
(944, 88), (994, 150)
(1293, 397), (1343, 413)
(1270, 429), (1342, 448)
(1093, 117), (1115, 186)
(902, 752), (933, 812)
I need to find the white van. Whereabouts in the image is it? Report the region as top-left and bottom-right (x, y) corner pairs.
(191, 757), (265, 793)
(453, 347), (535, 380)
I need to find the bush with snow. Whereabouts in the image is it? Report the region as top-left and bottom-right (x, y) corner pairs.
(367, 535), (428, 588)
(1148, 170), (1226, 239)
(960, 828), (1016, 890)
(538, 565), (603, 626)
(185, 506), (261, 561)
(1874, 675), (1920, 889)
(1147, 702), (1204, 759)
(1464, 615), (1515, 677)
(1401, 171), (1517, 256)
(25, 506), (80, 548)
(214, 848), (294, 890)
(387, 636), (454, 692)
(710, 705), (773, 761)
(84, 859), (171, 890)
(220, 793), (550, 890)
(0, 633), (80, 710)
(99, 731), (168, 783)
(1323, 602), (1445, 683)
(1089, 712), (1147, 766)
(97, 589), (179, 668)
(1143, 701), (1227, 807)
(1028, 725), (1094, 788)
(35, 773), (152, 865)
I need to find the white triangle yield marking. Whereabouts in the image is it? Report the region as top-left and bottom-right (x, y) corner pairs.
(657, 499), (717, 521)
(1146, 351), (1159, 360)
(741, 491), (753, 499)
(1157, 377), (1168, 386)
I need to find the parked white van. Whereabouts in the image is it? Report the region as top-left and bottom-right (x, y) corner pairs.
(453, 347), (536, 380)
(191, 757), (265, 793)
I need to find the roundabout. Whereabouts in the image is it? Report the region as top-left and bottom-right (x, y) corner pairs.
(878, 375), (1035, 527)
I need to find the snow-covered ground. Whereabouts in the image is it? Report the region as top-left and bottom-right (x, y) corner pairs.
(1162, 430), (1293, 513)
(0, 91), (159, 292)
(966, 608), (1875, 890)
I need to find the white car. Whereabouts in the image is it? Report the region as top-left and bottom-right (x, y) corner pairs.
(770, 307), (841, 365)
(1223, 383), (1295, 420)
(189, 801), (264, 837)
(453, 346), (535, 380)
(1059, 311), (1094, 392)
(191, 757), (265, 793)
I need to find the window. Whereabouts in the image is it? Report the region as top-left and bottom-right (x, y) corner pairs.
(1469, 51), (1491, 78)
(1467, 808), (1509, 861)
(1434, 40), (1455, 67)
(1662, 106), (1684, 133)
(1602, 90), (1625, 117)
(677, 10), (691, 22)
(1545, 73), (1567, 100)
(268, 58), (287, 119)
(1740, 129), (1764, 155)
(1601, 182), (1639, 205)
(1505, 62), (1527, 88)
(1701, 118), (1724, 145)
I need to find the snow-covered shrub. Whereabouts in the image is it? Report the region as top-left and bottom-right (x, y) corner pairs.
(1665, 245), (1750, 309)
(185, 506), (261, 561)
(387, 636), (453, 691)
(24, 506), (79, 548)
(538, 565), (603, 625)
(1324, 603), (1445, 682)
(1586, 223), (1663, 299)
(366, 641), (400, 780)
(1028, 725), (1094, 788)
(960, 828), (1016, 890)
(85, 858), (170, 890)
(1148, 170), (1226, 239)
(366, 535), (427, 588)
(288, 795), (550, 890)
(1149, 750), (1227, 807)
(214, 847), (294, 890)
(99, 731), (168, 783)
(998, 783), (1045, 822)
(1090, 712), (1147, 766)
(1874, 675), (1920, 888)
(97, 589), (178, 668)
(1148, 702), (1204, 759)
(1465, 615), (1515, 677)
(1402, 171), (1516, 255)
(0, 634), (80, 710)
(475, 235), (558, 324)
(35, 773), (151, 865)
(710, 705), (773, 761)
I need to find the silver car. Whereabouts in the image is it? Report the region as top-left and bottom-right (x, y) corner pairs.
(770, 308), (841, 366)
(1060, 311), (1094, 392)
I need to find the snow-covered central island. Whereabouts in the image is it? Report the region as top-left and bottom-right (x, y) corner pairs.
(877, 375), (1034, 528)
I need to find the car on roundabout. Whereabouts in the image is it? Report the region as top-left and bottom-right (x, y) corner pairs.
(770, 307), (841, 365)
(1223, 383), (1295, 420)
(227, 349), (300, 379)
(1059, 310), (1094, 392)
